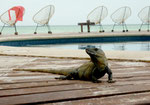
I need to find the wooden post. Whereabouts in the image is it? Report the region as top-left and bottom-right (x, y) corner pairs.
(87, 20), (90, 33)
(81, 24), (83, 32)
(78, 21), (95, 33)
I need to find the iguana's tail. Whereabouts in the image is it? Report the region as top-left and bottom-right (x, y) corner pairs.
(14, 68), (74, 76)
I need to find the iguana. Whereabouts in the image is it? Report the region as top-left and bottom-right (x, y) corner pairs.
(14, 48), (115, 83)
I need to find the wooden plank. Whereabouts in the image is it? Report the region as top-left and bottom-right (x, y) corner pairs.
(0, 83), (97, 97)
(1, 78), (150, 98)
(0, 72), (149, 90)
(0, 83), (150, 105)
(50, 92), (150, 105)
(0, 73), (49, 77)
(0, 74), (150, 91)
(0, 80), (78, 90)
(0, 77), (56, 84)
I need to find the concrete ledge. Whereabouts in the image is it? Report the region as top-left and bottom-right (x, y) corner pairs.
(0, 46), (150, 62)
(0, 31), (150, 42)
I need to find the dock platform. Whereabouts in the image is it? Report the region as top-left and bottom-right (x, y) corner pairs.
(0, 51), (150, 105)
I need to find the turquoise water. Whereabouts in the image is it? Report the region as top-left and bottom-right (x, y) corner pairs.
(28, 42), (150, 51)
(0, 24), (148, 34)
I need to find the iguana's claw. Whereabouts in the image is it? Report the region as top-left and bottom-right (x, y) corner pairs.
(107, 80), (116, 83)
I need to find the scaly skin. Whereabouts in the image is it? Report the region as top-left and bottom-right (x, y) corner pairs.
(14, 48), (115, 83)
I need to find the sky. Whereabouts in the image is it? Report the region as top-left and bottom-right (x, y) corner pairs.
(0, 0), (150, 26)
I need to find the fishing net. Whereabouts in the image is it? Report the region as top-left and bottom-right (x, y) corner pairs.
(111, 6), (131, 24)
(0, 6), (25, 26)
(138, 6), (150, 23)
(33, 5), (55, 25)
(87, 6), (108, 24)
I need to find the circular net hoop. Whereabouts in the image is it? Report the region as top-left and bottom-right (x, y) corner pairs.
(111, 6), (131, 24)
(0, 6), (25, 26)
(138, 6), (150, 23)
(33, 5), (55, 25)
(87, 6), (108, 24)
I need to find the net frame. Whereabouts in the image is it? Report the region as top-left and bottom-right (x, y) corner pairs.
(0, 6), (25, 35)
(33, 5), (55, 25)
(138, 6), (150, 32)
(32, 5), (55, 34)
(87, 6), (108, 32)
(87, 6), (108, 24)
(138, 6), (150, 24)
(111, 6), (131, 32)
(111, 6), (131, 24)
(0, 6), (25, 26)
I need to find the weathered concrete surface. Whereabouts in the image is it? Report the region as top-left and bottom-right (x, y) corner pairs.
(0, 46), (150, 62)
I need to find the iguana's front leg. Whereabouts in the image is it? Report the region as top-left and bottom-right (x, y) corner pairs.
(105, 66), (116, 83)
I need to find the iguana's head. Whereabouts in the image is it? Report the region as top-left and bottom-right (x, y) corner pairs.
(86, 48), (108, 69)
(86, 48), (105, 57)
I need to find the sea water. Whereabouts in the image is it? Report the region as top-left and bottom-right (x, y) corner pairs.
(28, 42), (150, 51)
(0, 24), (148, 34)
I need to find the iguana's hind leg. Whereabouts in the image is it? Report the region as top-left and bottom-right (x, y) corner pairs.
(55, 70), (79, 80)
(91, 67), (102, 83)
(55, 76), (69, 80)
(55, 75), (72, 80)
